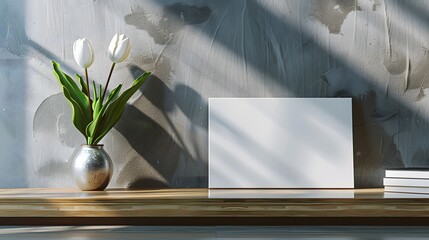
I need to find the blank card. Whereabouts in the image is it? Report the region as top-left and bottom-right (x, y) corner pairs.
(208, 98), (354, 188)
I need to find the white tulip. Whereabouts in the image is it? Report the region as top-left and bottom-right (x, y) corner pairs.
(73, 38), (94, 69)
(108, 33), (131, 63)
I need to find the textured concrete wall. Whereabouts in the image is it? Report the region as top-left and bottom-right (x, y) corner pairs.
(0, 0), (427, 188)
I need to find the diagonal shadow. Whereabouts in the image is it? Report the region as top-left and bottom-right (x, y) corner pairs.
(30, 0), (422, 189)
(115, 66), (208, 187)
(122, 0), (417, 187)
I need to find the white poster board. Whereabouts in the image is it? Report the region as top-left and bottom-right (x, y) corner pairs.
(208, 98), (354, 188)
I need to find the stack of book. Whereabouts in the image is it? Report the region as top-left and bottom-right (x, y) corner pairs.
(384, 168), (429, 194)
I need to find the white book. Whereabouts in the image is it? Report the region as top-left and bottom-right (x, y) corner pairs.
(385, 168), (429, 179)
(384, 186), (429, 195)
(384, 177), (429, 187)
(384, 191), (429, 198)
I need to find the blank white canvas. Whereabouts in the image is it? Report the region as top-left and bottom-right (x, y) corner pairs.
(208, 98), (354, 188)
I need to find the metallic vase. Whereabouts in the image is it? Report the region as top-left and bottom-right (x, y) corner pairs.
(71, 145), (113, 191)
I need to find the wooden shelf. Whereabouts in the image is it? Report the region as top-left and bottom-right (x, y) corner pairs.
(0, 188), (429, 225)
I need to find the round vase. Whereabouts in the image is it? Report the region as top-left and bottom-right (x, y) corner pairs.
(70, 145), (113, 191)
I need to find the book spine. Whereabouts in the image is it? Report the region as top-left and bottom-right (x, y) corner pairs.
(384, 186), (429, 194)
(384, 177), (429, 187)
(385, 171), (429, 179)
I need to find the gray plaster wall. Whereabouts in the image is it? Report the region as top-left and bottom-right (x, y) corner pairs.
(0, 0), (426, 188)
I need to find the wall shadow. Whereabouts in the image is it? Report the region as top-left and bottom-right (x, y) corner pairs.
(0, 0), (28, 187)
(14, 0), (429, 189)
(120, 0), (420, 187)
(115, 67), (207, 188)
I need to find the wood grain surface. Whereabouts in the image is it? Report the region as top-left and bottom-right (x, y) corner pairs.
(0, 188), (429, 220)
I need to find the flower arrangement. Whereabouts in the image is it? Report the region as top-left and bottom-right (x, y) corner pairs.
(52, 34), (150, 145)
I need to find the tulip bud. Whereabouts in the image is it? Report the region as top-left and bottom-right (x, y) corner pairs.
(73, 38), (94, 69)
(108, 33), (131, 63)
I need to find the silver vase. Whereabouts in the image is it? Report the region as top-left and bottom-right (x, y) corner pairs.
(70, 145), (113, 191)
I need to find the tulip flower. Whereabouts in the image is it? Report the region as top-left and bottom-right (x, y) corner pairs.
(73, 38), (94, 68)
(108, 33), (131, 63)
(73, 38), (94, 120)
(102, 33), (131, 102)
(51, 34), (151, 146)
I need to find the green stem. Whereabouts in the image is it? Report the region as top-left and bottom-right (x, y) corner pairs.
(85, 68), (93, 121)
(101, 63), (116, 103)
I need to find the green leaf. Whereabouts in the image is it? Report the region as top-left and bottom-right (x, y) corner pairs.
(99, 84), (102, 100)
(86, 97), (102, 141)
(76, 74), (88, 95)
(85, 84), (123, 142)
(52, 61), (91, 142)
(53, 62), (89, 110)
(92, 81), (97, 101)
(53, 71), (88, 138)
(103, 84), (122, 107)
(93, 98), (102, 118)
(52, 61), (150, 145)
(91, 72), (150, 144)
